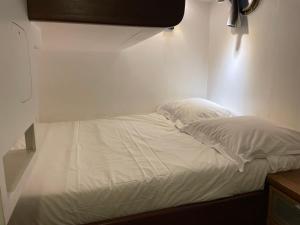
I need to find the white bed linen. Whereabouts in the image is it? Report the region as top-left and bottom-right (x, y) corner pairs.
(8, 114), (300, 225)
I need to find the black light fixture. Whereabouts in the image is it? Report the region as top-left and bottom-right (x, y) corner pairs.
(240, 0), (261, 15)
(217, 0), (262, 27)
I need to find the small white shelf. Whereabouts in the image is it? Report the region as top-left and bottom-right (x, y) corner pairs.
(0, 124), (36, 224)
(3, 149), (35, 193)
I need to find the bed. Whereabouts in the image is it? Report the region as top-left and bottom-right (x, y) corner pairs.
(8, 113), (300, 225)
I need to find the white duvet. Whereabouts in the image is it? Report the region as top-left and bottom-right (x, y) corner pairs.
(8, 114), (300, 225)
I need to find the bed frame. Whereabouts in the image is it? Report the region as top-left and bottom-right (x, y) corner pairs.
(85, 190), (268, 225)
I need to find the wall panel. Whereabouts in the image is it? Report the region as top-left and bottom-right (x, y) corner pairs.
(208, 0), (300, 130)
(38, 0), (210, 122)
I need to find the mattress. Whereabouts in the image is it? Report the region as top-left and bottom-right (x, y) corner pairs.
(9, 113), (300, 225)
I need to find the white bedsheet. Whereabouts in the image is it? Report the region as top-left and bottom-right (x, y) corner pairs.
(9, 114), (300, 225)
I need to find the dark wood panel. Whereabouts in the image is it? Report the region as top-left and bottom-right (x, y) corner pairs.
(27, 0), (186, 27)
(84, 191), (268, 225)
(268, 169), (300, 203)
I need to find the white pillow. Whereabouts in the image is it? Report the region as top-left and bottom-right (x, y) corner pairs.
(181, 116), (300, 172)
(157, 98), (233, 127)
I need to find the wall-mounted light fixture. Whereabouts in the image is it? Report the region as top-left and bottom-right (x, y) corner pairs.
(217, 0), (262, 27)
(240, 0), (261, 15)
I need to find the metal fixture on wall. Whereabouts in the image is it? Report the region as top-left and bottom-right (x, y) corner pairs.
(240, 0), (261, 15)
(217, 0), (262, 27)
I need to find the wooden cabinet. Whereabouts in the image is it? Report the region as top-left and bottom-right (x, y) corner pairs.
(27, 0), (186, 27)
(268, 170), (300, 225)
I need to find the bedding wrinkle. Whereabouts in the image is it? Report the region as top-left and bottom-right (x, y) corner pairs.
(118, 121), (169, 182)
(127, 121), (170, 177)
(118, 121), (151, 183)
(75, 121), (118, 222)
(10, 114), (300, 225)
(94, 123), (114, 190)
(66, 121), (81, 224)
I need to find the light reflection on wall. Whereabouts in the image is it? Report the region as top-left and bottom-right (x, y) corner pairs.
(208, 0), (300, 130)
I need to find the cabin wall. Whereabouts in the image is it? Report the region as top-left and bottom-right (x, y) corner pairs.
(0, 0), (40, 222)
(37, 0), (210, 122)
(208, 0), (300, 130)
(0, 0), (38, 156)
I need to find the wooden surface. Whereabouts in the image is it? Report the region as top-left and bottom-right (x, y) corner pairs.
(268, 185), (300, 225)
(268, 170), (300, 203)
(85, 191), (268, 225)
(27, 0), (186, 27)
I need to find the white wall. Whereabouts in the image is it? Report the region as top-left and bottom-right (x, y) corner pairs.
(37, 0), (210, 122)
(0, 0), (40, 223)
(208, 0), (300, 130)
